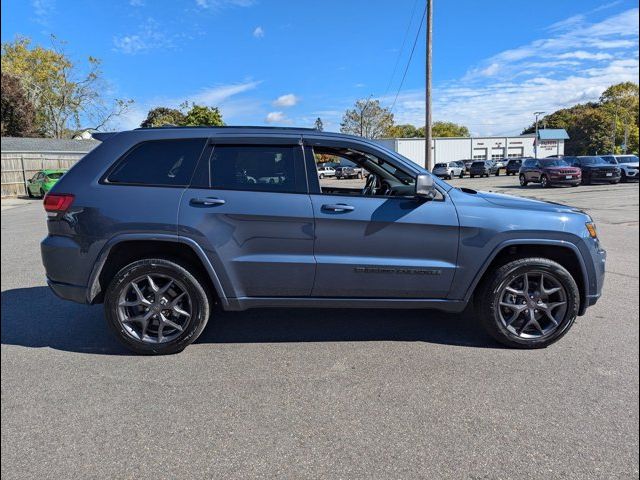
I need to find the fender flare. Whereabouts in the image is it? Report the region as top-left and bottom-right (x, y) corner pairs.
(461, 238), (589, 308)
(86, 233), (229, 308)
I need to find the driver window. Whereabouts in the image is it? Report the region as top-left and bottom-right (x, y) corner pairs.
(313, 147), (416, 198)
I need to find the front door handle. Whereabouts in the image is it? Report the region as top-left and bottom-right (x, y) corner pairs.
(190, 197), (226, 207)
(321, 203), (355, 212)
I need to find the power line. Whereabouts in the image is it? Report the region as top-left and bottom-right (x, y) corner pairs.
(391, 2), (427, 113)
(383, 0), (420, 99)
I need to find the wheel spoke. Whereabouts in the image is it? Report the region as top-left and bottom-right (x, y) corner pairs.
(505, 286), (524, 295)
(131, 282), (152, 306)
(168, 291), (186, 308)
(161, 314), (184, 332)
(522, 273), (530, 295)
(173, 305), (190, 317)
(158, 279), (174, 296)
(147, 275), (159, 292)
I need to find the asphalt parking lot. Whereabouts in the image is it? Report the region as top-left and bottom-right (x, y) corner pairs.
(1, 176), (639, 479)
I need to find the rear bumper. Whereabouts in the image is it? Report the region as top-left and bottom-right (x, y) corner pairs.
(47, 278), (88, 304)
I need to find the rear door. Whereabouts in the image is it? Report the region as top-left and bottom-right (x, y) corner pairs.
(304, 137), (459, 299)
(178, 136), (315, 298)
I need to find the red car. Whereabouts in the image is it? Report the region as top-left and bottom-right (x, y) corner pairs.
(519, 158), (581, 188)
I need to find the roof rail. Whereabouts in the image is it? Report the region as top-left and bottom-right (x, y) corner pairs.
(133, 125), (319, 131)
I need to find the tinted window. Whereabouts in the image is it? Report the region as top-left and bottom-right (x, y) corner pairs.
(523, 159), (536, 167)
(206, 145), (304, 193)
(540, 159), (570, 167)
(578, 156), (606, 165)
(45, 172), (64, 179)
(471, 161), (485, 167)
(108, 139), (205, 186)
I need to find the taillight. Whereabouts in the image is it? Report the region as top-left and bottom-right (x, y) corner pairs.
(43, 193), (74, 213)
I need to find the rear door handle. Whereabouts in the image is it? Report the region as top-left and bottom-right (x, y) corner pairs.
(321, 203), (355, 212)
(190, 197), (226, 207)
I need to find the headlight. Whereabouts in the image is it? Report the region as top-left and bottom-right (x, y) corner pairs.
(586, 222), (598, 239)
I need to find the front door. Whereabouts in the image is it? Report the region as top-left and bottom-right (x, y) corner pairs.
(178, 139), (315, 298)
(305, 139), (460, 299)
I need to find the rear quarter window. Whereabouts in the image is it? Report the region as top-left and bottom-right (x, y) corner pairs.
(106, 139), (206, 186)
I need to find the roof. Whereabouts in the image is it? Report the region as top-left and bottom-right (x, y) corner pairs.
(537, 129), (569, 140)
(1, 137), (100, 153)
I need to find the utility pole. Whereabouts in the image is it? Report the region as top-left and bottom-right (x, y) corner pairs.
(425, 0), (433, 171)
(533, 111), (545, 159)
(611, 111), (617, 154)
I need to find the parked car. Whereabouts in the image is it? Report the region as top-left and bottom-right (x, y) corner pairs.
(505, 158), (525, 176)
(41, 127), (606, 354)
(564, 156), (622, 185)
(335, 165), (364, 179)
(317, 165), (336, 178)
(469, 161), (499, 177)
(461, 159), (475, 173)
(493, 159), (507, 170)
(519, 158), (581, 188)
(26, 169), (66, 198)
(432, 161), (465, 179)
(600, 154), (639, 182)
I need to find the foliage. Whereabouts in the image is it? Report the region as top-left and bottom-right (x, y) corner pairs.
(431, 121), (470, 138)
(1, 36), (132, 138)
(522, 82), (639, 155)
(340, 99), (394, 139)
(385, 123), (422, 138)
(140, 102), (225, 128)
(314, 117), (323, 131)
(1, 72), (37, 137)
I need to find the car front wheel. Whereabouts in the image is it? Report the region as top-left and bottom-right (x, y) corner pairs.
(477, 257), (579, 348)
(104, 258), (212, 355)
(541, 175), (550, 188)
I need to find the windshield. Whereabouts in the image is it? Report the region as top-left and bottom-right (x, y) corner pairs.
(471, 161), (485, 167)
(602, 156), (617, 165)
(45, 172), (64, 179)
(617, 155), (639, 164)
(540, 159), (570, 167)
(578, 156), (607, 165)
(434, 163), (447, 168)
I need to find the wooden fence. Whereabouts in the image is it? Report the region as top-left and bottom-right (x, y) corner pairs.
(1, 152), (87, 197)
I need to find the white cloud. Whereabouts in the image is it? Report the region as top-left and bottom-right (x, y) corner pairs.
(253, 26), (265, 38)
(31, 0), (54, 26)
(196, 0), (255, 9)
(265, 111), (291, 124)
(272, 93), (298, 107)
(385, 7), (639, 136)
(190, 81), (261, 105)
(113, 18), (173, 54)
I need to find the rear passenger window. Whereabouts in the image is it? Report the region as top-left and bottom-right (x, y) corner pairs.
(107, 139), (206, 186)
(200, 145), (304, 193)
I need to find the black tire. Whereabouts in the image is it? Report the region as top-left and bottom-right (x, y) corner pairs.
(495, 170), (500, 176)
(477, 257), (580, 348)
(519, 174), (528, 187)
(582, 177), (591, 185)
(26, 186), (34, 198)
(621, 172), (627, 183)
(470, 174), (475, 178)
(459, 171), (464, 179)
(104, 258), (212, 355)
(541, 175), (550, 188)
(40, 188), (46, 198)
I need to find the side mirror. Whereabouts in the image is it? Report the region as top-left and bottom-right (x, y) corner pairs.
(415, 174), (437, 200)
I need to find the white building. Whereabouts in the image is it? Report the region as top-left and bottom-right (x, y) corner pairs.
(376, 129), (569, 170)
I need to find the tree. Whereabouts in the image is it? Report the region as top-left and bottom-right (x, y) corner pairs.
(1, 72), (36, 137)
(314, 117), (323, 131)
(385, 124), (421, 138)
(140, 107), (185, 128)
(340, 99), (393, 139)
(182, 103), (224, 127)
(521, 82), (639, 155)
(431, 121), (470, 138)
(140, 103), (225, 128)
(1, 36), (132, 138)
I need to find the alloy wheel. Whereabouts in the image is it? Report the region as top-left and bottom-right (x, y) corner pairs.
(117, 274), (192, 344)
(496, 271), (567, 339)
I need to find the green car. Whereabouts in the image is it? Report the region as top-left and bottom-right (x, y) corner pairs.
(26, 169), (67, 198)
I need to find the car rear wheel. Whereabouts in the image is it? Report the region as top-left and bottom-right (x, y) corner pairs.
(519, 174), (528, 186)
(477, 257), (579, 348)
(104, 258), (212, 355)
(39, 188), (46, 198)
(26, 186), (34, 198)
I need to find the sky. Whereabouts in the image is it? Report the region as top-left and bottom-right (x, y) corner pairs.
(1, 0), (639, 135)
